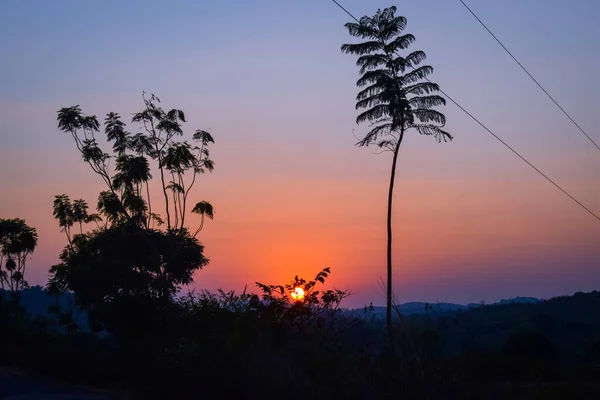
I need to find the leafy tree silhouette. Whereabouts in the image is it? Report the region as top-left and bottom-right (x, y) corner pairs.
(48, 93), (215, 340)
(0, 218), (38, 318)
(341, 6), (452, 335)
(53, 195), (101, 243)
(255, 267), (351, 333)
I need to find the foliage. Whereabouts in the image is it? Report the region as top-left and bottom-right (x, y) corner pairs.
(54, 92), (215, 232)
(255, 267), (351, 333)
(0, 218), (38, 314)
(52, 196), (101, 243)
(341, 6), (452, 147)
(3, 285), (600, 398)
(48, 93), (215, 337)
(341, 6), (452, 333)
(49, 225), (208, 337)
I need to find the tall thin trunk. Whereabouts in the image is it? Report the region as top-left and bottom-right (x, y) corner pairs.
(146, 181), (152, 229)
(158, 161), (171, 229)
(0, 255), (5, 300)
(178, 172), (186, 229)
(171, 172), (179, 229)
(150, 124), (171, 230)
(386, 128), (404, 337)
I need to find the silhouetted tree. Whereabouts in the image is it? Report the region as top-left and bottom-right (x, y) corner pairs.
(72, 199), (101, 234)
(130, 93), (215, 231)
(191, 200), (214, 238)
(53, 194), (75, 244)
(49, 225), (208, 337)
(53, 92), (215, 234)
(51, 196), (101, 331)
(0, 218), (38, 314)
(341, 6), (452, 334)
(48, 93), (215, 338)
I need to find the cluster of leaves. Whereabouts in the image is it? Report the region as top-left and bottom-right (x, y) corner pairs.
(54, 93), (215, 232)
(254, 267), (351, 333)
(52, 196), (101, 243)
(342, 6), (452, 148)
(0, 218), (38, 314)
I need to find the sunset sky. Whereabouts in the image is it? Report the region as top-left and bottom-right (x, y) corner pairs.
(1, 0), (599, 308)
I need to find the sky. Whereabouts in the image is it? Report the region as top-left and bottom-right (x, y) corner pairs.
(1, 0), (599, 308)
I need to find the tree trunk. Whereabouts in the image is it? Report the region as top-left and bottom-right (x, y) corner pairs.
(386, 128), (404, 337)
(146, 181), (152, 229)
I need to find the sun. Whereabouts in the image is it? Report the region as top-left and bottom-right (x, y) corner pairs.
(290, 287), (305, 301)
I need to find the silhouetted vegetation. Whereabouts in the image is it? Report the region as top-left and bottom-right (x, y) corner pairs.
(0, 218), (38, 320)
(46, 94), (214, 338)
(3, 283), (600, 399)
(341, 6), (452, 334)
(2, 7), (599, 400)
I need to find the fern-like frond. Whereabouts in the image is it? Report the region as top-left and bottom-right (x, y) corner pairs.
(192, 130), (214, 145)
(385, 34), (415, 54)
(404, 82), (439, 96)
(357, 122), (394, 147)
(191, 201), (214, 219)
(356, 54), (389, 74)
(57, 106), (83, 132)
(408, 95), (446, 110)
(411, 109), (447, 125)
(341, 41), (382, 55)
(404, 50), (427, 67)
(356, 92), (389, 110)
(356, 104), (390, 125)
(379, 16), (407, 40)
(356, 82), (387, 101)
(392, 50), (426, 72)
(402, 65), (434, 84)
(412, 124), (453, 142)
(356, 69), (392, 87)
(345, 22), (378, 39)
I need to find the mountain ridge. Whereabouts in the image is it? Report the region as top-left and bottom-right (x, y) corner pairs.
(2, 286), (541, 321)
(342, 296), (541, 318)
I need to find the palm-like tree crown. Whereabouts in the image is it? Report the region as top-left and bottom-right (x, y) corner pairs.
(53, 195), (74, 234)
(341, 6), (452, 147)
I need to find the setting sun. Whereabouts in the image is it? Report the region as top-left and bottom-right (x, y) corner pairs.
(290, 287), (305, 301)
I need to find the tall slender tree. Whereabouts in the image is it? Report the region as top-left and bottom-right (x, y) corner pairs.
(341, 6), (452, 334)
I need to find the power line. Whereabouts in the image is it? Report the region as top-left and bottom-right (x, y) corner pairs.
(331, 0), (600, 223)
(458, 0), (600, 152)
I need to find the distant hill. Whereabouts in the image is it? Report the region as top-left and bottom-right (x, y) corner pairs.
(342, 291), (600, 361)
(342, 296), (541, 319)
(433, 290), (600, 360)
(495, 296), (540, 305)
(1, 286), (89, 329)
(4, 287), (542, 322)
